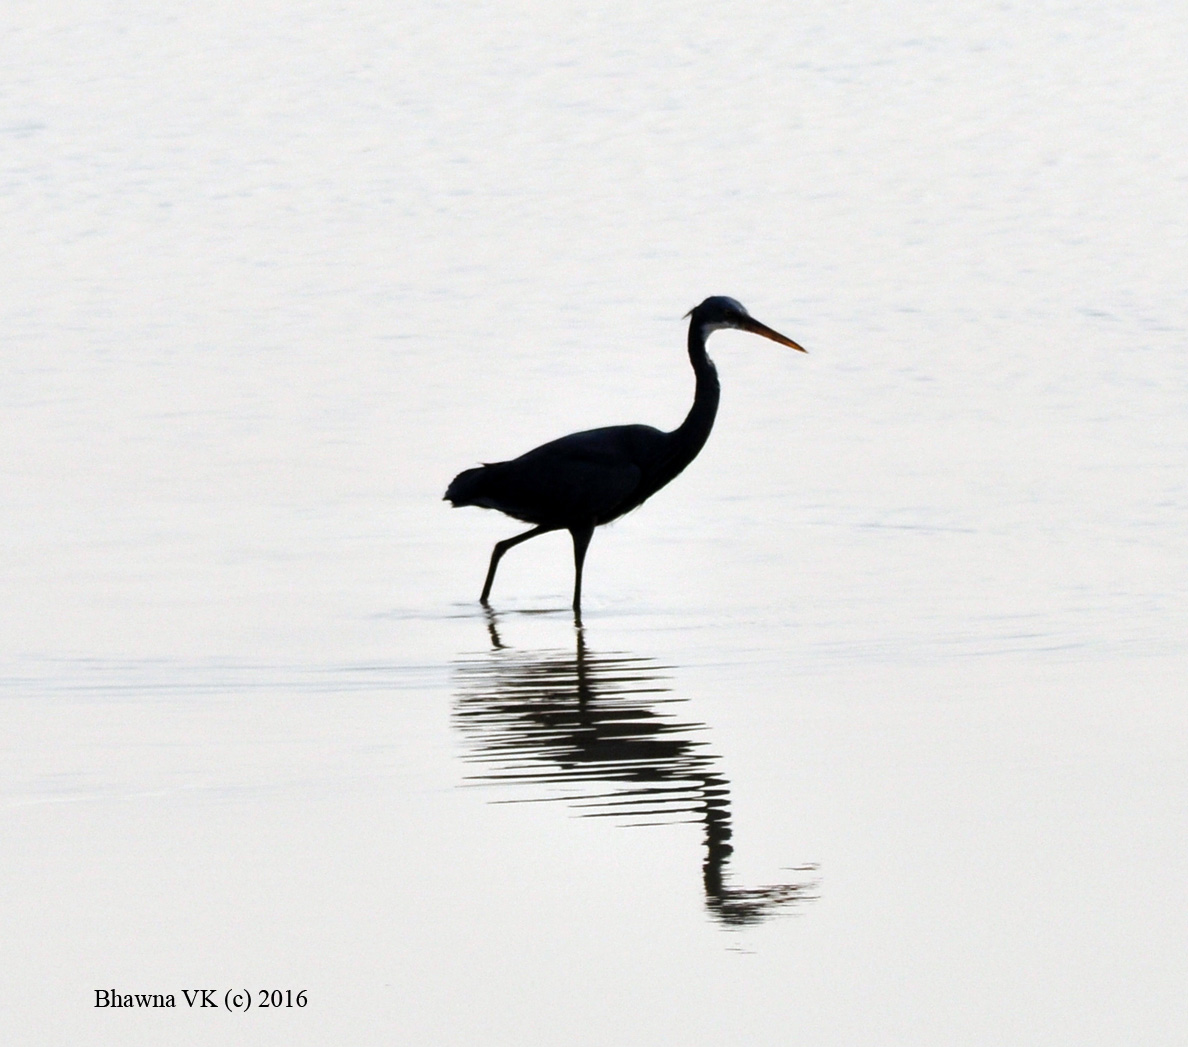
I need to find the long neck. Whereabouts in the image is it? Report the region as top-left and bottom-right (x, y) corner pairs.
(667, 320), (721, 470)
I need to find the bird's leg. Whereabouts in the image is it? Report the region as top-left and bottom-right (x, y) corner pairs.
(570, 524), (595, 621)
(480, 525), (550, 605)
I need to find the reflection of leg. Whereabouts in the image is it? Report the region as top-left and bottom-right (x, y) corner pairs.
(573, 619), (589, 703)
(482, 604), (505, 650)
(480, 526), (551, 604)
(570, 524), (595, 619)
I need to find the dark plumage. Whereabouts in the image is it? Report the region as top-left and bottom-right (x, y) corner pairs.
(445, 296), (807, 618)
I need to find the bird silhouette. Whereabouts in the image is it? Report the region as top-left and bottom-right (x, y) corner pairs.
(445, 297), (807, 618)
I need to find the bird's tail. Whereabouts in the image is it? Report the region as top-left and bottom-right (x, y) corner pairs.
(444, 465), (497, 508)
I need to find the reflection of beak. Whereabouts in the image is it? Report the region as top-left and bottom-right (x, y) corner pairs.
(738, 316), (808, 352)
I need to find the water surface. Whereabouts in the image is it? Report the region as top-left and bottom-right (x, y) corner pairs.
(2, 0), (1186, 1043)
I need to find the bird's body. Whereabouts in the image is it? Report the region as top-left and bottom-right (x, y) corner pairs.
(445, 297), (806, 619)
(446, 423), (673, 528)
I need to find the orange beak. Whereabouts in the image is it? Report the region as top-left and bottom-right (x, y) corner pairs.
(738, 315), (808, 352)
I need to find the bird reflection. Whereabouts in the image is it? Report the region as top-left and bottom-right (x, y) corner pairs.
(453, 615), (816, 926)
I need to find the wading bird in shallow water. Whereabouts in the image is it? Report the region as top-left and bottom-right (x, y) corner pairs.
(444, 296), (807, 620)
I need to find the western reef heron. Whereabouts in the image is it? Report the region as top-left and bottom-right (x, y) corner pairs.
(445, 296), (807, 619)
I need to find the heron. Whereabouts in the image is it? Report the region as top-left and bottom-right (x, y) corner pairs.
(444, 296), (807, 618)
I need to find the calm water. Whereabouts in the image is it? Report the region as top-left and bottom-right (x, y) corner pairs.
(3, 1), (1186, 1043)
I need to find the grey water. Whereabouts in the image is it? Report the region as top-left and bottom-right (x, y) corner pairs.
(2, 0), (1187, 1043)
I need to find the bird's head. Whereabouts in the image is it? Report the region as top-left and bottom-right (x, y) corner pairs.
(685, 296), (807, 352)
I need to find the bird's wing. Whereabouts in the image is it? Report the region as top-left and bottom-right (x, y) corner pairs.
(449, 424), (671, 527)
(486, 452), (643, 526)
